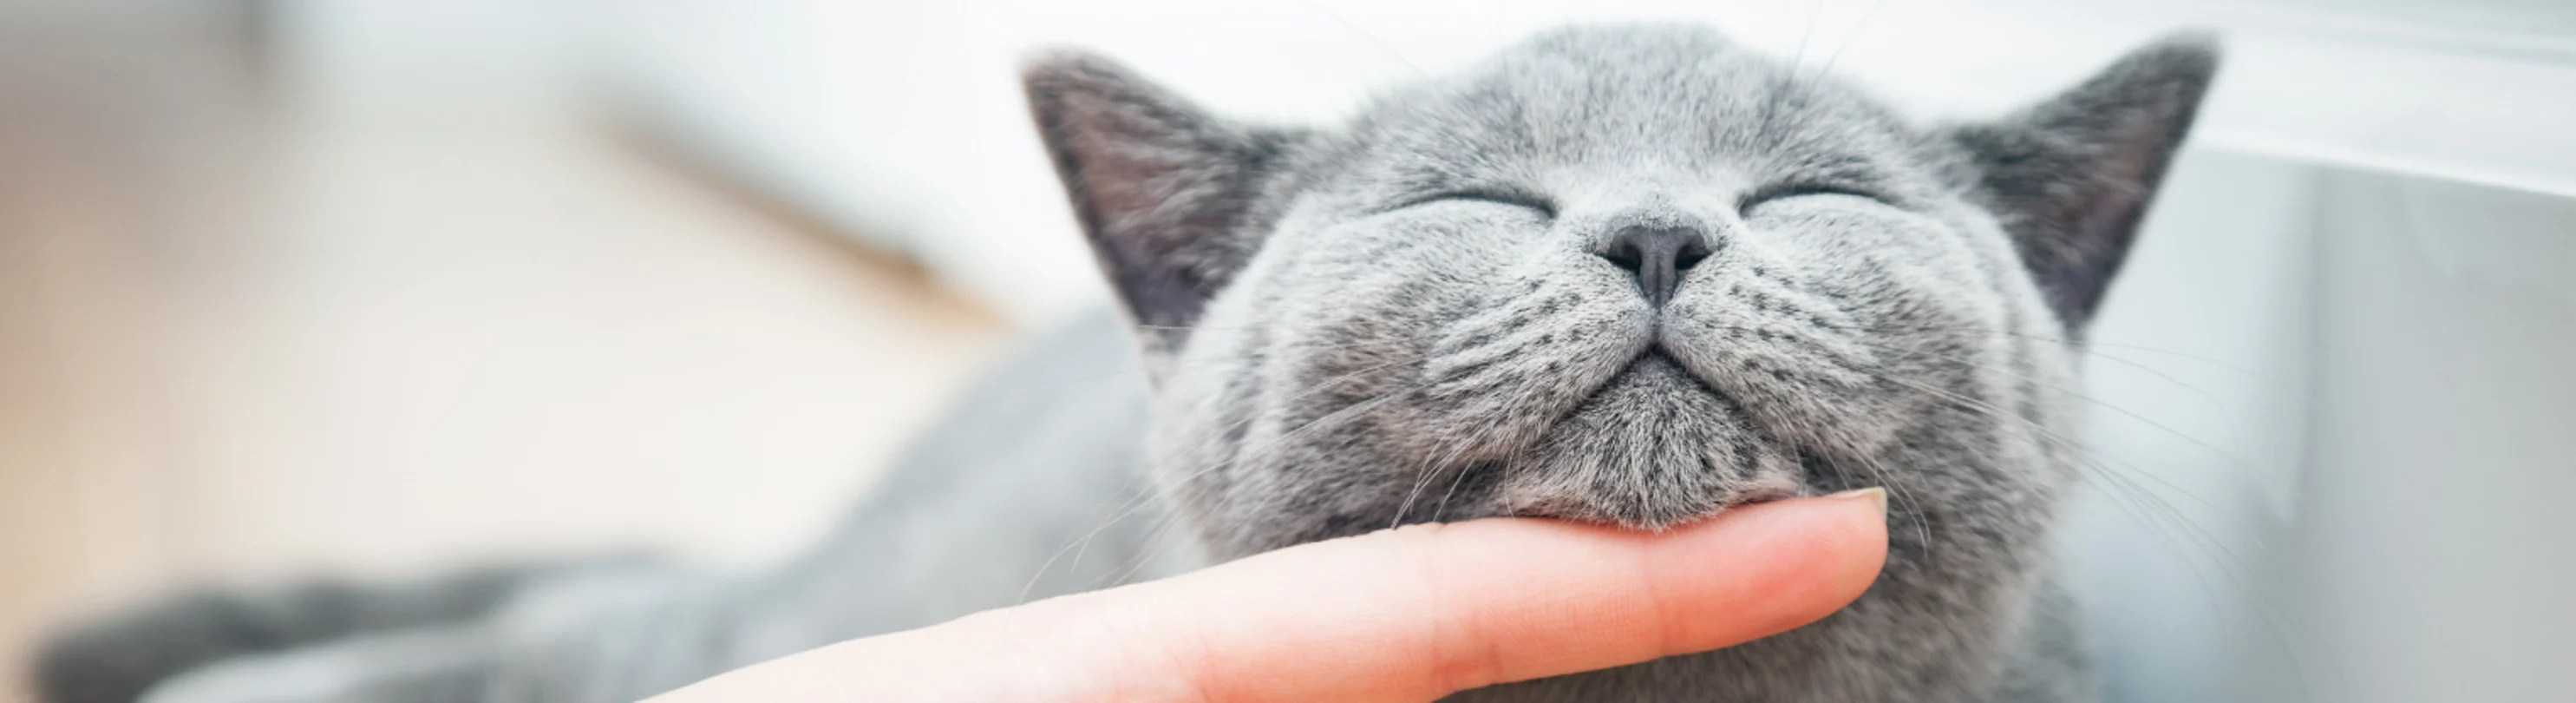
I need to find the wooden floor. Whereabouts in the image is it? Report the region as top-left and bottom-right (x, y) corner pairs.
(0, 21), (1010, 700)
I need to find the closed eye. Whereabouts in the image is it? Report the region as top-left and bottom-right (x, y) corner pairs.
(1395, 188), (1557, 218)
(1739, 182), (1884, 213)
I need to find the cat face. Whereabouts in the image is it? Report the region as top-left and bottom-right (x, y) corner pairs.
(1027, 25), (2214, 558)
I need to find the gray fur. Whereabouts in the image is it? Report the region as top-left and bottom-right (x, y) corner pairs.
(32, 560), (633, 703)
(29, 24), (2215, 703)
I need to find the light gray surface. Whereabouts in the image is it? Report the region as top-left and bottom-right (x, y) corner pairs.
(2066, 151), (2576, 702)
(2059, 148), (2316, 703)
(2286, 168), (2576, 703)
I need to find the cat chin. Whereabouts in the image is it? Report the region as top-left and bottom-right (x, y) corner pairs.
(1483, 353), (1811, 529)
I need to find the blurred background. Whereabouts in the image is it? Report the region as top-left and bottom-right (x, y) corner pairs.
(1, 1), (2569, 702)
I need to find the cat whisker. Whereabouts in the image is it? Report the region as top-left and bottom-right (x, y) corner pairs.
(1287, 0), (1429, 79)
(1017, 386), (1415, 606)
(1823, 330), (2296, 496)
(1822, 319), (2312, 394)
(1865, 371), (2329, 692)
(1425, 456), (1483, 524)
(1392, 391), (1540, 529)
(1843, 434), (1939, 561)
(1013, 358), (1422, 605)
(1812, 0), (1892, 88)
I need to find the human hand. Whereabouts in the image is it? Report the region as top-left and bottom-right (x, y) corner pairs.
(649, 489), (1887, 702)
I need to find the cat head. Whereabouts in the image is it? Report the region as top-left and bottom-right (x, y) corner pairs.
(1026, 25), (2216, 557)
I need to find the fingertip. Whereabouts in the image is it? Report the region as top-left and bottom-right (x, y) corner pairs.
(1811, 489), (1894, 610)
(1809, 488), (1894, 586)
(1640, 490), (1891, 654)
(1825, 486), (1890, 516)
(1771, 489), (1894, 602)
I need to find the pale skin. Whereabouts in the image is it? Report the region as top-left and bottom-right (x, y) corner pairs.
(650, 489), (1888, 702)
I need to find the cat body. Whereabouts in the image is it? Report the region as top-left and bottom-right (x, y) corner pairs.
(35, 24), (2215, 703)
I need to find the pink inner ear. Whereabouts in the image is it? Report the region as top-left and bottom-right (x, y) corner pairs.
(1964, 37), (2215, 326)
(1076, 136), (1169, 233)
(1028, 57), (1279, 331)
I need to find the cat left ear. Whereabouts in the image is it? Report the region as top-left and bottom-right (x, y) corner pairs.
(1945, 33), (2220, 328)
(1023, 50), (1301, 345)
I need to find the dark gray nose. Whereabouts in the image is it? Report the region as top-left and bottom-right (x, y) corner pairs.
(1597, 226), (1713, 306)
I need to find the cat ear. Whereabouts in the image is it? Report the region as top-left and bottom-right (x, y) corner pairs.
(1945, 33), (2220, 327)
(1023, 50), (1299, 341)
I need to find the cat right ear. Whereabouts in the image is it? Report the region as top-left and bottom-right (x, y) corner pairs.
(1023, 50), (1300, 345)
(1943, 33), (2220, 329)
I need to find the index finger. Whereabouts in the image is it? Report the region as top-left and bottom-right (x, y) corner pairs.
(1108, 489), (1890, 701)
(653, 489), (1886, 702)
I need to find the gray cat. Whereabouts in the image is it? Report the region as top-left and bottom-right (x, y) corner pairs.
(33, 24), (2216, 703)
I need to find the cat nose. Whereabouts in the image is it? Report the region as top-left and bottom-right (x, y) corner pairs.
(1595, 226), (1714, 306)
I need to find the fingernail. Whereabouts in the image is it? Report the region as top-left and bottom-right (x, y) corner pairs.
(1826, 487), (1888, 516)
